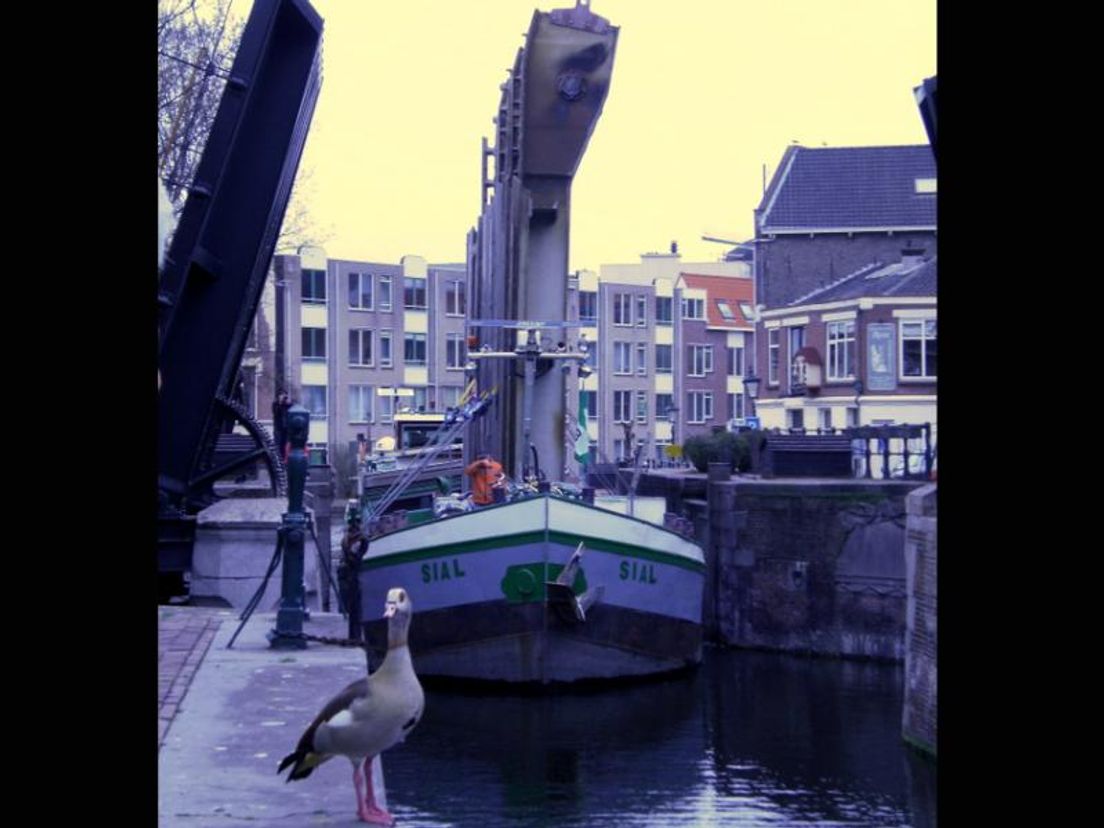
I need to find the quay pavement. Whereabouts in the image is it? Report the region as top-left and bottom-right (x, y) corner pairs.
(157, 606), (432, 827)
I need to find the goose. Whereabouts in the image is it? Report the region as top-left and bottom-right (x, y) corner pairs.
(278, 587), (424, 825)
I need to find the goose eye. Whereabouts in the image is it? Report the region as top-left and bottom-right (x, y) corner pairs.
(398, 590), (406, 602)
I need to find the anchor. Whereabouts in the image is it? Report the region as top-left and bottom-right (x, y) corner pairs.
(546, 542), (605, 623)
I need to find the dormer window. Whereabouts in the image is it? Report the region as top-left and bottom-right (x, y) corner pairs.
(715, 299), (735, 320)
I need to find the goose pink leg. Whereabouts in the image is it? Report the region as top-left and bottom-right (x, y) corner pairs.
(355, 756), (394, 825)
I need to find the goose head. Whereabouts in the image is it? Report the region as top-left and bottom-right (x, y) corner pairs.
(383, 587), (414, 648)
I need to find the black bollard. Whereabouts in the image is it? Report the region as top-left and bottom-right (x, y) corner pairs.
(269, 405), (310, 649)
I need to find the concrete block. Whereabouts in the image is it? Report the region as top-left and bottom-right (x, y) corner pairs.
(191, 498), (318, 612)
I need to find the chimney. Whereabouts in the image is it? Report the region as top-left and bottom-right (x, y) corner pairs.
(670, 241), (679, 255)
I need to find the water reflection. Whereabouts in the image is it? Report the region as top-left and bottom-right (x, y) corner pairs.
(380, 648), (935, 827)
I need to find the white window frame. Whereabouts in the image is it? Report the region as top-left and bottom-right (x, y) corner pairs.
(613, 293), (633, 326)
(348, 272), (373, 310)
(301, 327), (326, 361)
(613, 390), (632, 423)
(687, 391), (713, 423)
(728, 345), (744, 376)
(378, 275), (393, 312)
(613, 342), (632, 375)
(579, 291), (598, 323)
(379, 329), (393, 368)
(689, 344), (713, 377)
(445, 280), (466, 316)
(768, 328), (780, 386)
(348, 328), (373, 367)
(635, 343), (647, 375)
(302, 384), (327, 419)
(655, 344), (673, 374)
(899, 318), (937, 380)
(635, 295), (647, 327)
(446, 333), (466, 370)
(635, 390), (648, 423)
(404, 332), (427, 365)
(349, 385), (373, 423)
(655, 296), (673, 325)
(682, 297), (705, 320)
(826, 320), (856, 381)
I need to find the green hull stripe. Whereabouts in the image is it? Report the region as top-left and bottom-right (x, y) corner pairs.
(359, 528), (706, 574)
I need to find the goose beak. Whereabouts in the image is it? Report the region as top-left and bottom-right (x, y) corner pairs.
(383, 602), (398, 618)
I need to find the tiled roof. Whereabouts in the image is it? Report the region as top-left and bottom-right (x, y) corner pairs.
(758, 145), (936, 232)
(679, 273), (755, 329)
(787, 256), (937, 306)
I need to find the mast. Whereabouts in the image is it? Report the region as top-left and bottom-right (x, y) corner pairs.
(466, 1), (618, 481)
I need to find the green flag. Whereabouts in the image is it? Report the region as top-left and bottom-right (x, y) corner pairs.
(574, 390), (589, 466)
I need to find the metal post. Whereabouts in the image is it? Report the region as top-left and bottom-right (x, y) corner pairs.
(269, 404), (310, 649)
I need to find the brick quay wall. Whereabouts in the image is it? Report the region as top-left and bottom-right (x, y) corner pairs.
(637, 468), (927, 661)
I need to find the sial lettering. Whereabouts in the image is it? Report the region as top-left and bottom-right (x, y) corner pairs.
(619, 560), (657, 584)
(421, 558), (467, 583)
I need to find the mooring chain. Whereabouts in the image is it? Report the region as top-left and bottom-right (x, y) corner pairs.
(276, 631), (370, 649)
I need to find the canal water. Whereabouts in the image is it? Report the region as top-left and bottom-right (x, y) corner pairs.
(379, 648), (936, 827)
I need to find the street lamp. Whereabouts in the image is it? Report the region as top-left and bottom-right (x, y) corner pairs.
(743, 371), (761, 420)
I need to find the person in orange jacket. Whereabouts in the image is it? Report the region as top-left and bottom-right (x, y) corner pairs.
(465, 454), (504, 506)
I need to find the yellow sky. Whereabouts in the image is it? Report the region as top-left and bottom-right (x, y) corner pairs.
(265, 0), (935, 270)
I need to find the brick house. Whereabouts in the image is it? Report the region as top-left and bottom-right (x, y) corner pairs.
(749, 144), (937, 439)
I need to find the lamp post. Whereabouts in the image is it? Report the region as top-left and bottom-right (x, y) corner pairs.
(743, 371), (761, 422)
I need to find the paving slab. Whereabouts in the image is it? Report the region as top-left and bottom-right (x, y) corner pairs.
(158, 611), (445, 827)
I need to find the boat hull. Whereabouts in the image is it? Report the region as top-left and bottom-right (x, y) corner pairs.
(357, 495), (705, 684)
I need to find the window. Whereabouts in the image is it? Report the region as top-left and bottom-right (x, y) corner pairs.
(348, 272), (372, 309)
(446, 333), (466, 369)
(403, 277), (426, 310)
(301, 269), (326, 304)
(349, 385), (373, 423)
(901, 319), (937, 378)
(655, 344), (672, 374)
(635, 295), (647, 326)
(727, 393), (745, 421)
(687, 391), (713, 423)
(727, 345), (744, 376)
(613, 439), (625, 461)
(739, 302), (755, 321)
(379, 330), (393, 367)
(411, 387), (428, 413)
(656, 393), (674, 419)
(787, 409), (805, 430)
(768, 329), (780, 385)
(682, 297), (705, 320)
(348, 329), (373, 366)
(818, 407), (832, 431)
(301, 327), (326, 361)
(788, 326), (806, 389)
(636, 343), (647, 375)
(578, 291), (598, 323)
(378, 275), (393, 311)
(613, 390), (632, 423)
(635, 390), (648, 423)
(613, 293), (633, 326)
(715, 299), (735, 321)
(614, 342), (632, 375)
(302, 385), (327, 419)
(445, 280), (466, 316)
(827, 320), (856, 380)
(846, 407), (859, 427)
(655, 296), (673, 325)
(688, 344), (713, 377)
(404, 333), (427, 364)
(378, 394), (394, 424)
(440, 386), (461, 409)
